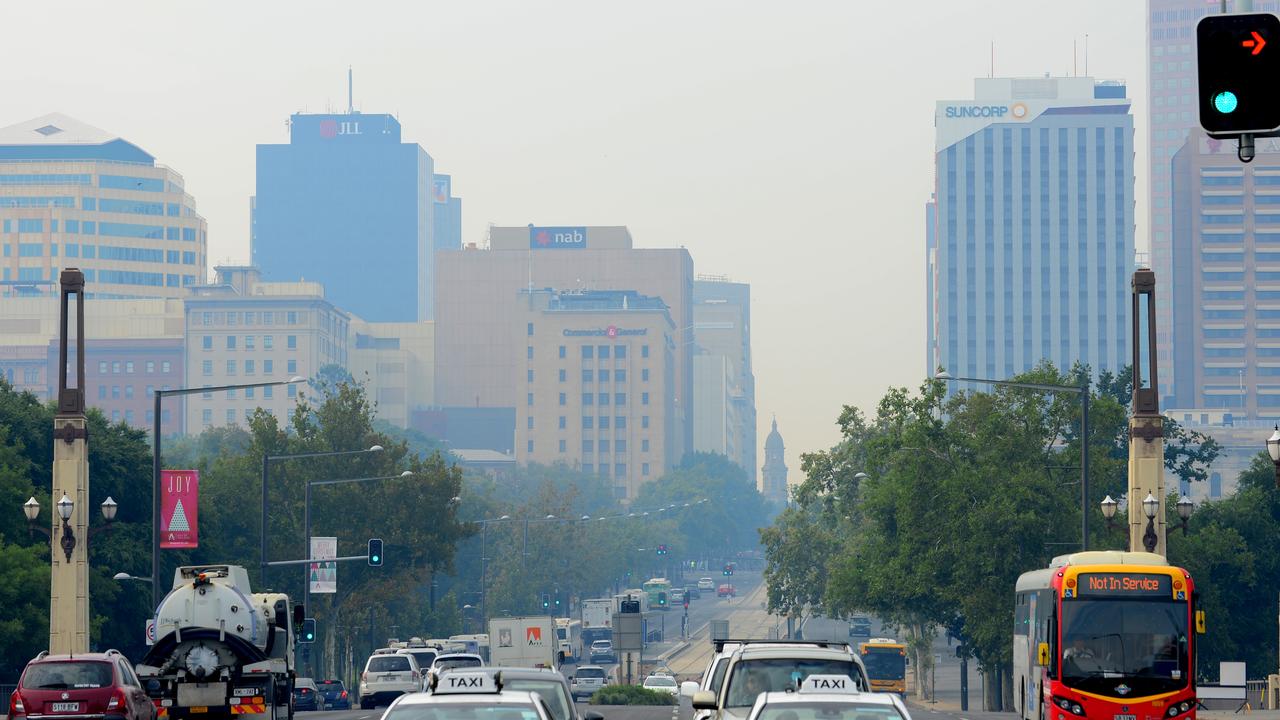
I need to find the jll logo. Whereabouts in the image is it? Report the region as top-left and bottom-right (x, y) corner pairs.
(319, 120), (361, 138)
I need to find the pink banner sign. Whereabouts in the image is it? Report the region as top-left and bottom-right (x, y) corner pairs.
(160, 470), (199, 549)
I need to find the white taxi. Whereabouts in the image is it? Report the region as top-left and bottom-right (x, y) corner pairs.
(381, 671), (557, 720)
(745, 675), (912, 720)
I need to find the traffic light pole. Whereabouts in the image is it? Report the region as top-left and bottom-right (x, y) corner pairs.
(265, 554), (370, 567)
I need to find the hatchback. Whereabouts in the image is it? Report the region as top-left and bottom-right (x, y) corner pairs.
(317, 680), (351, 711)
(293, 678), (324, 712)
(9, 650), (155, 720)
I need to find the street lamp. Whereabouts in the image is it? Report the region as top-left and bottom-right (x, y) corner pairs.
(937, 369), (1092, 550)
(475, 515), (513, 622)
(153, 375), (306, 607)
(1141, 493), (1160, 553)
(113, 572), (155, 585)
(1100, 495), (1120, 531)
(1267, 425), (1280, 488)
(1175, 495), (1194, 536)
(24, 496), (118, 558)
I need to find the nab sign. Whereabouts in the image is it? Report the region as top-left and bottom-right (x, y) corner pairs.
(1198, 13), (1280, 135)
(529, 226), (587, 249)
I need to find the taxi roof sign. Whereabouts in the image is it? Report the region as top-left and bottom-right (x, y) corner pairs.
(433, 672), (500, 694)
(798, 675), (858, 694)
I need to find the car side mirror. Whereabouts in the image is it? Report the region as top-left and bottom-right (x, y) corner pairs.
(584, 712), (604, 720)
(692, 691), (717, 710)
(680, 681), (699, 697)
(1037, 642), (1050, 667)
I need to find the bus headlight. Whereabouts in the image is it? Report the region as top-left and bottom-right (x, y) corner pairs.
(1052, 697), (1085, 716)
(1165, 700), (1193, 718)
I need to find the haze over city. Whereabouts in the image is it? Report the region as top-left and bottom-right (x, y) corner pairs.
(0, 0), (1148, 470)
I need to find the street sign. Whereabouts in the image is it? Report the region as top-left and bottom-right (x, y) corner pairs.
(1198, 13), (1280, 135)
(309, 536), (337, 593)
(160, 470), (199, 549)
(145, 619), (156, 646)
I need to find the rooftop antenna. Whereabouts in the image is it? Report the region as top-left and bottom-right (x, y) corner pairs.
(1073, 38), (1077, 77)
(1084, 34), (1089, 76)
(990, 41), (994, 78)
(348, 66), (354, 114)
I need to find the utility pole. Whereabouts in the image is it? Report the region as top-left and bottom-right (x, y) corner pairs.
(1128, 270), (1168, 555)
(49, 269), (90, 654)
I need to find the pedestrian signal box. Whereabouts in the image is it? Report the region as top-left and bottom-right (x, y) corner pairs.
(1198, 13), (1280, 135)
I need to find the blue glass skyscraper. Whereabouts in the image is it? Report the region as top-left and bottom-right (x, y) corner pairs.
(253, 112), (459, 321)
(927, 77), (1135, 384)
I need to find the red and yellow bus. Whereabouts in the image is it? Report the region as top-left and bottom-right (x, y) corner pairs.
(859, 639), (907, 695)
(1014, 551), (1203, 720)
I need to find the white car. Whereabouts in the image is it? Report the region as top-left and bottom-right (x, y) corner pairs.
(588, 639), (615, 663)
(698, 577), (716, 591)
(427, 653), (485, 686)
(386, 671), (557, 720)
(643, 673), (679, 696)
(746, 675), (912, 720)
(692, 641), (870, 720)
(570, 665), (609, 700)
(359, 652), (422, 709)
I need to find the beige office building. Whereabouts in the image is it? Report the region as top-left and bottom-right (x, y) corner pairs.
(516, 289), (676, 499)
(349, 319), (435, 430)
(0, 113), (207, 299)
(435, 226), (694, 459)
(184, 266), (349, 432)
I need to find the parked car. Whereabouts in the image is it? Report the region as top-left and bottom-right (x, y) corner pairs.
(589, 639), (616, 664)
(360, 651), (422, 709)
(317, 680), (352, 711)
(718, 583), (737, 598)
(8, 650), (156, 720)
(293, 678), (324, 711)
(698, 577), (716, 591)
(642, 673), (679, 696)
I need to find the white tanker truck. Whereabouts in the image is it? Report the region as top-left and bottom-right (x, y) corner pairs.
(136, 565), (300, 720)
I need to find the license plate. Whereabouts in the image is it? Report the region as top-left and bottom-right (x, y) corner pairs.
(381, 675), (396, 681)
(1115, 715), (1136, 720)
(52, 703), (80, 712)
(191, 707), (208, 714)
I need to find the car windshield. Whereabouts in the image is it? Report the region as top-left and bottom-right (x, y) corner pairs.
(407, 651), (438, 669)
(725, 660), (864, 708)
(503, 680), (570, 720)
(22, 662), (113, 689)
(861, 651), (906, 681)
(592, 642), (610, 649)
(577, 668), (606, 679)
(296, 680), (317, 691)
(646, 677), (676, 687)
(369, 656), (412, 673)
(1060, 599), (1190, 698)
(384, 704), (542, 720)
(436, 657), (482, 671)
(757, 703), (904, 720)
(319, 681), (345, 691)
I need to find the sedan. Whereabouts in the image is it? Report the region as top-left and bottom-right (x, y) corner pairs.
(293, 678), (325, 711)
(642, 674), (679, 696)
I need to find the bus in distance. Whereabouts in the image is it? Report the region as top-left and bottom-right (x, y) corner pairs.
(642, 578), (672, 610)
(1013, 551), (1203, 720)
(859, 638), (907, 696)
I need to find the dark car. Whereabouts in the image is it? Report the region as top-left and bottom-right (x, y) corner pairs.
(317, 680), (351, 711)
(683, 585), (701, 600)
(293, 678), (324, 711)
(9, 650), (156, 720)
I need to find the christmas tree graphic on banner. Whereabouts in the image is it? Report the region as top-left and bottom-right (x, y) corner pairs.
(168, 499), (191, 532)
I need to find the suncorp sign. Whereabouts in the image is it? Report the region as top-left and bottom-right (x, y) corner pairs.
(943, 103), (1029, 120)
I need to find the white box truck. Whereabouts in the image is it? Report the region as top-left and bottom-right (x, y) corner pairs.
(581, 598), (614, 649)
(488, 616), (557, 668)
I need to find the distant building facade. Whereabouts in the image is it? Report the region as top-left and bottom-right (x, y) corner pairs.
(928, 77), (1134, 386)
(348, 318), (435, 430)
(515, 289), (677, 499)
(761, 418), (788, 505)
(183, 266), (350, 433)
(253, 112), (458, 322)
(434, 226), (695, 461)
(691, 278), (756, 484)
(0, 113), (208, 300)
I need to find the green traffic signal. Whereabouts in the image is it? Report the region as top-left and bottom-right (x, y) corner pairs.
(368, 538), (384, 567)
(1214, 91), (1239, 114)
(300, 618), (317, 643)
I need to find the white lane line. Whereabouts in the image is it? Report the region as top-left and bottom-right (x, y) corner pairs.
(360, 715), (373, 719)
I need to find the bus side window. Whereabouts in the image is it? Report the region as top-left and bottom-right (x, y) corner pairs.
(1046, 609), (1057, 679)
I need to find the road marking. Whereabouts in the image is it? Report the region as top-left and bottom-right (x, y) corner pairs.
(360, 715), (372, 719)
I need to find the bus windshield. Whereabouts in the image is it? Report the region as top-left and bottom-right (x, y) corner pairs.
(1060, 599), (1189, 698)
(862, 650), (906, 681)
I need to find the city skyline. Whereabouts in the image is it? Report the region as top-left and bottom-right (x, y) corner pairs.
(0, 0), (1151, 476)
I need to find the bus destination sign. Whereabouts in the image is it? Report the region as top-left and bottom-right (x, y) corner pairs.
(1075, 573), (1172, 598)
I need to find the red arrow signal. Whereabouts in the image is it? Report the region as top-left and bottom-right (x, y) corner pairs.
(1243, 30), (1267, 55)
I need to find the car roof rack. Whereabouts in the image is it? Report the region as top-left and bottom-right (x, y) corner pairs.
(713, 639), (852, 653)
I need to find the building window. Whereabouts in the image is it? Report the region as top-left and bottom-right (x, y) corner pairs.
(583, 439), (594, 453)
(112, 361), (121, 374)
(527, 322), (534, 336)
(287, 359), (297, 374)
(287, 335), (297, 350)
(124, 385), (134, 399)
(642, 439), (650, 452)
(111, 386), (120, 399)
(226, 409), (235, 424)
(583, 369), (594, 382)
(616, 416), (626, 429)
(527, 345), (534, 360)
(559, 392), (566, 406)
(227, 336), (236, 350)
(161, 409), (170, 423)
(146, 385), (154, 397)
(559, 416), (566, 429)
(615, 393), (626, 406)
(583, 393), (594, 406)
(559, 369), (566, 382)
(583, 416), (594, 429)
(582, 345), (593, 359)
(615, 345), (627, 359)
(146, 361), (155, 373)
(202, 336), (212, 350)
(641, 392), (650, 405)
(245, 387), (255, 399)
(642, 416), (650, 429)
(600, 416), (610, 430)
(125, 361), (134, 373)
(559, 345), (566, 359)
(245, 335), (255, 350)
(264, 385), (273, 399)
(227, 388), (236, 400)
(264, 335), (273, 349)
(642, 463), (650, 476)
(98, 386), (106, 399)
(162, 361), (170, 373)
(642, 368), (649, 382)
(97, 361), (107, 374)
(584, 464), (594, 474)
(617, 439), (627, 453)
(263, 311), (274, 325)
(615, 463), (626, 477)
(288, 385), (297, 398)
(202, 409), (212, 425)
(641, 345), (649, 358)
(202, 360), (213, 376)
(202, 385), (212, 399)
(527, 369), (534, 383)
(263, 359), (273, 375)
(600, 439), (610, 453)
(559, 439), (567, 453)
(598, 345), (610, 360)
(527, 416), (534, 430)
(226, 360), (236, 376)
(112, 410), (120, 422)
(287, 311), (298, 325)
(599, 393), (609, 406)
(245, 359), (255, 375)
(527, 392), (534, 406)
(615, 369), (626, 382)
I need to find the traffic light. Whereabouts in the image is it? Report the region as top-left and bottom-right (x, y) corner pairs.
(300, 618), (317, 643)
(554, 595), (562, 608)
(657, 592), (667, 607)
(368, 538), (384, 566)
(723, 563), (733, 576)
(656, 544), (667, 556)
(1198, 13), (1280, 135)
(542, 593), (550, 610)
